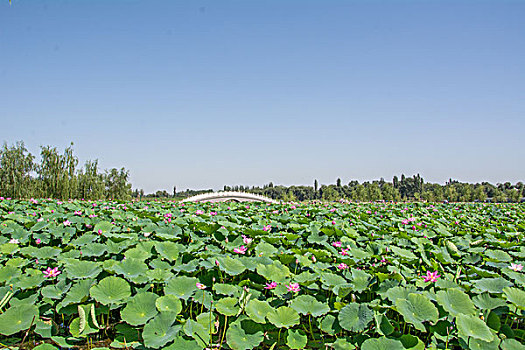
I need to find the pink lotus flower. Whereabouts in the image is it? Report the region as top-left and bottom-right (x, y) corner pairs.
(9, 238), (19, 244)
(312, 255), (317, 262)
(37, 218), (44, 222)
(196, 282), (206, 290)
(423, 271), (440, 283)
(74, 211), (82, 216)
(264, 282), (277, 289)
(63, 220), (71, 226)
(332, 241), (342, 248)
(286, 283), (300, 293)
(195, 210), (204, 215)
(35, 238), (41, 244)
(337, 263), (349, 270)
(509, 263), (523, 272)
(234, 246), (247, 254)
(242, 235), (253, 245)
(43, 267), (61, 278)
(340, 248), (349, 256)
(263, 225), (272, 232)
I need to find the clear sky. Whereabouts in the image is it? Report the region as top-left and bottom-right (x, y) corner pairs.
(1, 0), (524, 193)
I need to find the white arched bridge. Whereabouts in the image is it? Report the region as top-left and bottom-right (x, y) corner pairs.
(181, 191), (278, 204)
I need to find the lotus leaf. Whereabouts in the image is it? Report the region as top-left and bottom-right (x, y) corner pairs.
(395, 293), (438, 331)
(338, 302), (373, 332)
(120, 292), (158, 325)
(90, 276), (131, 305)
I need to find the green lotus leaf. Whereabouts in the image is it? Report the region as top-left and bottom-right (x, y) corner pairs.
(395, 293), (438, 332)
(93, 221), (113, 234)
(32, 246), (61, 259)
(319, 314), (341, 336)
(146, 268), (173, 281)
(113, 258), (149, 279)
(456, 313), (494, 342)
(503, 287), (525, 310)
(385, 286), (418, 303)
(338, 302), (373, 332)
(468, 335), (501, 350)
(124, 246), (152, 260)
(183, 319), (209, 347)
(155, 295), (182, 314)
(65, 260), (102, 279)
(70, 233), (97, 246)
(289, 295), (330, 317)
(0, 266), (20, 283)
(327, 338), (356, 350)
(154, 241), (181, 261)
(33, 344), (59, 350)
(245, 299), (273, 323)
(321, 272), (347, 287)
(226, 319), (264, 350)
(286, 329), (307, 349)
(34, 319), (53, 338)
(267, 306), (300, 328)
(257, 261), (290, 282)
(361, 337), (405, 350)
(474, 277), (512, 294)
(500, 338), (525, 350)
(486, 311), (501, 331)
(143, 312), (180, 349)
(213, 283), (240, 297)
(255, 241), (278, 257)
(164, 276), (198, 300)
(0, 304), (39, 336)
(390, 246), (417, 260)
(120, 292), (158, 326)
(218, 256), (247, 276)
(215, 297), (239, 316)
(80, 243), (107, 257)
(375, 314), (394, 336)
(484, 250), (512, 262)
(90, 276), (131, 305)
(436, 288), (476, 316)
(472, 293), (507, 310)
(163, 336), (202, 350)
(399, 334), (425, 350)
(15, 268), (45, 289)
(69, 314), (99, 338)
(59, 279), (94, 308)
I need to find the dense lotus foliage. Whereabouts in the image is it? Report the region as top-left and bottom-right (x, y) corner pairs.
(0, 198), (524, 350)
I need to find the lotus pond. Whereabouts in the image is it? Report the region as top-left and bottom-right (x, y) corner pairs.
(0, 199), (524, 350)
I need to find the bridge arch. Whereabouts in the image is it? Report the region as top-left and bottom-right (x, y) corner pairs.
(181, 191), (278, 204)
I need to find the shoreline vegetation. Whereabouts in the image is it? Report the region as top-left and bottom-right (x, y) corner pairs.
(1, 141), (523, 203)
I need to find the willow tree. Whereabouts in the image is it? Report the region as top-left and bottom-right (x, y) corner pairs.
(0, 141), (35, 198)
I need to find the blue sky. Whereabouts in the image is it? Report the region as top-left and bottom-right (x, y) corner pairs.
(1, 0), (524, 192)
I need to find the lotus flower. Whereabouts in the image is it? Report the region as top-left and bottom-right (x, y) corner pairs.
(196, 282), (206, 290)
(242, 235), (253, 245)
(340, 248), (349, 256)
(63, 220), (71, 226)
(35, 238), (41, 244)
(9, 238), (19, 244)
(263, 225), (272, 232)
(264, 282), (277, 289)
(234, 246), (247, 254)
(332, 241), (342, 248)
(509, 263), (523, 272)
(423, 271), (440, 283)
(43, 267), (61, 278)
(286, 283), (300, 293)
(337, 263), (349, 270)
(195, 210), (204, 215)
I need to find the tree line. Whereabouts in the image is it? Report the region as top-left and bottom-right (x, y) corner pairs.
(3, 141), (523, 203)
(0, 141), (132, 200)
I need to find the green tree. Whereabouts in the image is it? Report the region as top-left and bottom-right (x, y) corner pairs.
(0, 141), (35, 198)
